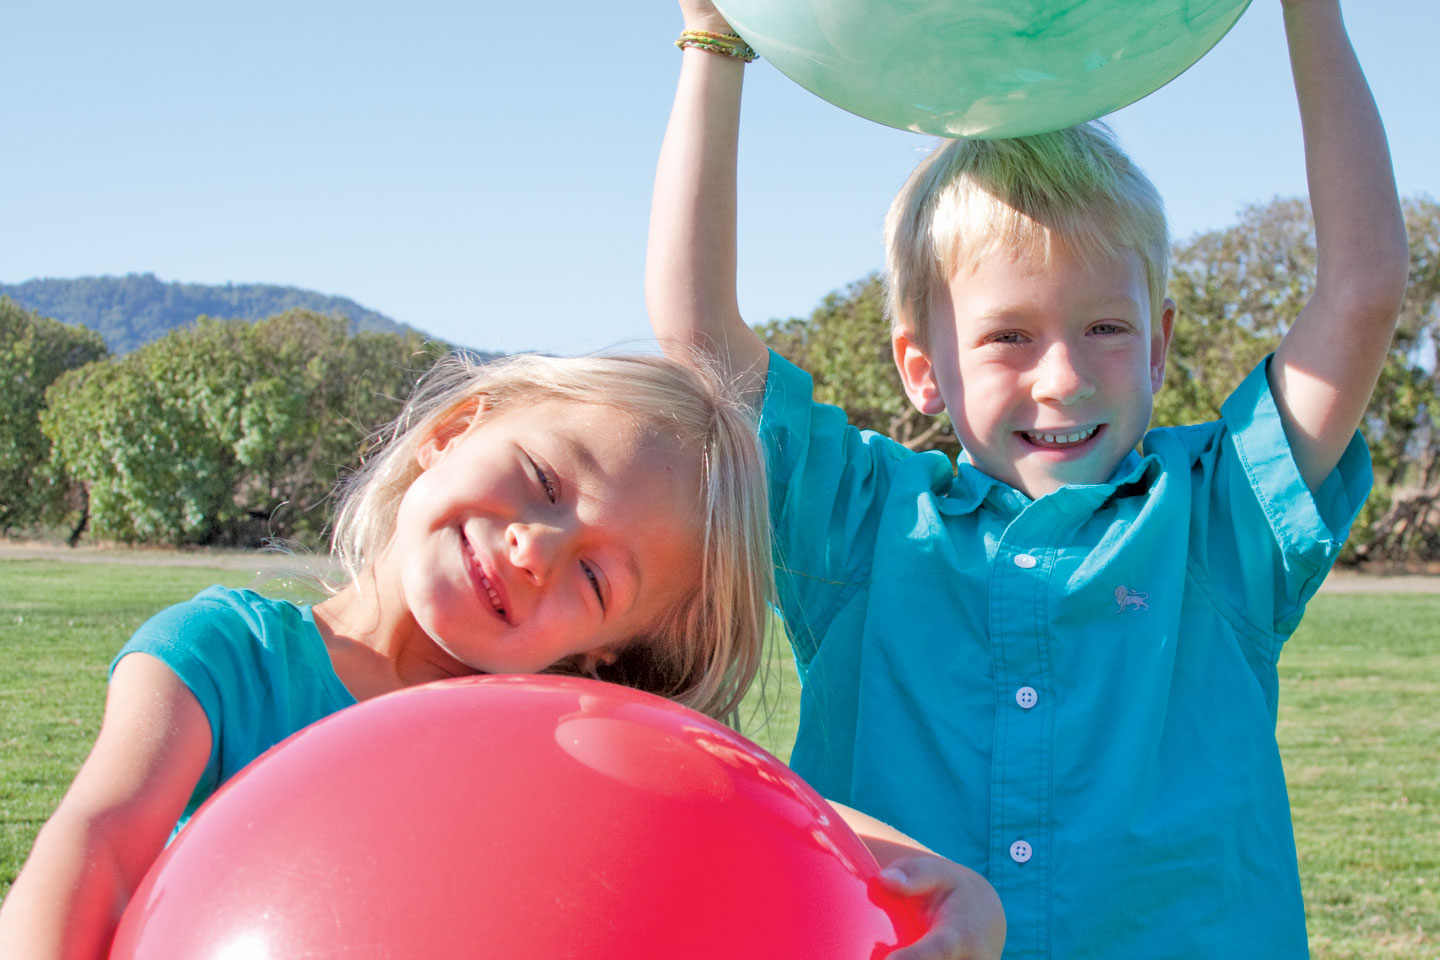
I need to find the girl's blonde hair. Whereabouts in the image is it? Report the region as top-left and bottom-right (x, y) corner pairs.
(329, 350), (774, 721)
(885, 121), (1170, 350)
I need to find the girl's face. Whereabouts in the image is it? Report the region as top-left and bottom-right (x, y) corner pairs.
(385, 398), (704, 675)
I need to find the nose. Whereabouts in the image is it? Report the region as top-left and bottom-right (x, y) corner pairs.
(1031, 340), (1096, 406)
(505, 521), (567, 584)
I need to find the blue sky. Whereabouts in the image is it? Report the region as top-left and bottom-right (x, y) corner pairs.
(4, 1), (1436, 356)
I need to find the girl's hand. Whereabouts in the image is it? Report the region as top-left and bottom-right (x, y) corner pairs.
(678, 0), (735, 35)
(880, 855), (1006, 960)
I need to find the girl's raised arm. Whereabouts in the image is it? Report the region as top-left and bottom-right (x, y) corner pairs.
(0, 654), (211, 960)
(646, 1), (770, 402)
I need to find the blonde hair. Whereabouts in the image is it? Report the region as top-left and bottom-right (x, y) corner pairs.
(884, 122), (1170, 350)
(327, 350), (773, 722)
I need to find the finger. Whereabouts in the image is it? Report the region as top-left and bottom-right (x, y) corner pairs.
(879, 857), (967, 897)
(886, 927), (972, 960)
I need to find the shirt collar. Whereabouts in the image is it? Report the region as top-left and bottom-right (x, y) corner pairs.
(940, 448), (1162, 516)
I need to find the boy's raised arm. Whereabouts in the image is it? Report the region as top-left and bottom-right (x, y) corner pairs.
(646, 2), (769, 402)
(1269, 0), (1409, 490)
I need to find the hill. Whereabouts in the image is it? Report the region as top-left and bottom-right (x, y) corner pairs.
(0, 273), (426, 353)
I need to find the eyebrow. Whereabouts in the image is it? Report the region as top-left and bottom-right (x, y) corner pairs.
(621, 551), (643, 611)
(979, 293), (1141, 315)
(1086, 296), (1143, 314)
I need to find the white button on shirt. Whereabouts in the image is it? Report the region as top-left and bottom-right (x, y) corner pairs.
(1010, 840), (1033, 864)
(1013, 553), (1038, 568)
(1016, 686), (1038, 709)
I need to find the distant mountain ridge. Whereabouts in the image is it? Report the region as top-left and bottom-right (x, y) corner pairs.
(0, 273), (426, 353)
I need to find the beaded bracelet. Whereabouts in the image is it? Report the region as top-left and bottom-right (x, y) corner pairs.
(675, 29), (758, 63)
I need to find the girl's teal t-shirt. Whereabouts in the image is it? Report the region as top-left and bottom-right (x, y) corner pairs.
(111, 585), (358, 832)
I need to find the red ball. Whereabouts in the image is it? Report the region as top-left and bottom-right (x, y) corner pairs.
(111, 675), (925, 959)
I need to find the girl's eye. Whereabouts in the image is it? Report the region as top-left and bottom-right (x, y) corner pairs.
(582, 562), (606, 611)
(530, 458), (558, 502)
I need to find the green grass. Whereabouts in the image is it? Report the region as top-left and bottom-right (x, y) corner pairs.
(1, 559), (1436, 958)
(1279, 595), (1440, 958)
(0, 558), (319, 900)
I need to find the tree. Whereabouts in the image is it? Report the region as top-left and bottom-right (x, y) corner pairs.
(1353, 196), (1440, 562)
(1165, 196), (1440, 562)
(223, 311), (449, 544)
(1156, 198), (1310, 429)
(755, 275), (958, 456)
(0, 299), (108, 534)
(41, 310), (447, 547)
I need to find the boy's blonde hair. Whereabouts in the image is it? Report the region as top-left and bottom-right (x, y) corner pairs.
(884, 122), (1170, 349)
(329, 351), (774, 721)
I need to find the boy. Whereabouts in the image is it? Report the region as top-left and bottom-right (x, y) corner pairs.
(647, 1), (1408, 957)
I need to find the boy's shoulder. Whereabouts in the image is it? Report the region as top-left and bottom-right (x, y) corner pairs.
(761, 349), (924, 457)
(1142, 417), (1226, 459)
(1143, 358), (1280, 463)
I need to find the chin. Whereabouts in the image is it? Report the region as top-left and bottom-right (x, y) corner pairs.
(1020, 468), (1100, 498)
(1024, 480), (1065, 499)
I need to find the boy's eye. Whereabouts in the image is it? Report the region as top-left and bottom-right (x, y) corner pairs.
(1090, 321), (1128, 335)
(987, 331), (1027, 345)
(582, 562), (606, 611)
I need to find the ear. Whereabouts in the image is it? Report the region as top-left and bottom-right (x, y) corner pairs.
(580, 647), (618, 676)
(416, 398), (484, 469)
(1149, 298), (1176, 393)
(893, 329), (947, 416)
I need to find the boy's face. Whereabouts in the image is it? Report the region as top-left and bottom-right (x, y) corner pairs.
(894, 243), (1173, 499)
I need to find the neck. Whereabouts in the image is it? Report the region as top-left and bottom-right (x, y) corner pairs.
(312, 567), (474, 701)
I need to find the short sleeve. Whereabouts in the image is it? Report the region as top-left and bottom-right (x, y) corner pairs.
(1201, 357), (1373, 642)
(111, 586), (356, 828)
(759, 352), (946, 664)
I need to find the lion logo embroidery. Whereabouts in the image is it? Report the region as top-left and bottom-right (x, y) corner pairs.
(1114, 585), (1149, 612)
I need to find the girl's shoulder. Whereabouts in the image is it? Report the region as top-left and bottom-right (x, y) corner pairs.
(139, 584), (306, 638)
(118, 585), (321, 679)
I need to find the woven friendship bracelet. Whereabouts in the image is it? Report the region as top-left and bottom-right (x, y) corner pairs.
(675, 29), (758, 63)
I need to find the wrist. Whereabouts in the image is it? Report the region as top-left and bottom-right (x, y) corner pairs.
(676, 29), (758, 63)
(683, 10), (736, 35)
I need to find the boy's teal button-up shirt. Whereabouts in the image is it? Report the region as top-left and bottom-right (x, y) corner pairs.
(760, 352), (1371, 959)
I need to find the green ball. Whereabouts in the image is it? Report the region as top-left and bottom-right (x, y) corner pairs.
(714, 0), (1252, 138)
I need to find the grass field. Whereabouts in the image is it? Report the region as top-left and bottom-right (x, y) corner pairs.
(1, 556), (1436, 958)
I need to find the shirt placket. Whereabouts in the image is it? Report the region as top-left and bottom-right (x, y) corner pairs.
(988, 503), (1060, 960)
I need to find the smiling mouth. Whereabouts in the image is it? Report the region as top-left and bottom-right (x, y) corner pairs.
(461, 531), (510, 622)
(1021, 425), (1100, 448)
(477, 572), (508, 619)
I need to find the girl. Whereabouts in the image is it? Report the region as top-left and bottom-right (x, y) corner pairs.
(0, 350), (777, 959)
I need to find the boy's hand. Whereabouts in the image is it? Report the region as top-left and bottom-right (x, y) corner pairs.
(678, 0), (735, 35)
(880, 855), (1006, 960)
